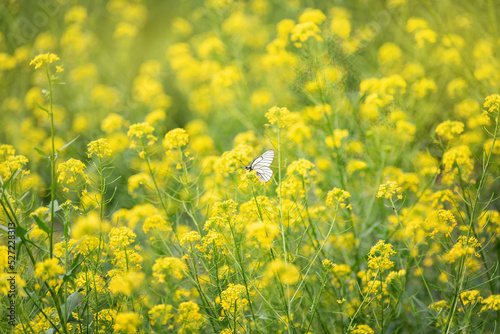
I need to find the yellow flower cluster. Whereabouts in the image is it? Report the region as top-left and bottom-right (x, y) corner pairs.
(435, 120), (464, 141)
(326, 188), (352, 209)
(265, 106), (293, 128)
(376, 181), (403, 200)
(29, 53), (60, 69)
(163, 128), (190, 151)
(152, 257), (186, 282)
(87, 138), (112, 158)
(57, 158), (90, 191)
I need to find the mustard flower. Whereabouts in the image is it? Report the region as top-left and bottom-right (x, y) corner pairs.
(143, 215), (171, 234)
(325, 129), (349, 148)
(113, 312), (141, 334)
(264, 259), (300, 285)
(442, 236), (481, 263)
(429, 300), (448, 312)
(148, 304), (174, 326)
(127, 122), (157, 152)
(152, 257), (186, 282)
(330, 17), (351, 39)
(71, 211), (102, 240)
(298, 8), (326, 25)
(112, 249), (143, 272)
(101, 113), (127, 133)
(57, 158), (90, 191)
(291, 21), (323, 48)
(480, 295), (500, 312)
(367, 240), (396, 271)
(74, 272), (106, 295)
(441, 145), (473, 185)
(175, 301), (203, 332)
(179, 231), (201, 246)
(87, 138), (112, 158)
(29, 53), (59, 69)
(245, 221), (280, 249)
(435, 120), (464, 140)
(218, 284), (249, 316)
(326, 188), (352, 209)
(196, 230), (228, 259)
(0, 154), (29, 180)
(286, 159), (316, 179)
(95, 309), (117, 333)
(109, 226), (136, 249)
(108, 271), (145, 296)
(412, 77), (437, 98)
(351, 325), (375, 334)
(483, 94), (500, 120)
(163, 128), (189, 150)
(460, 290), (481, 307)
(376, 181), (403, 200)
(265, 106), (292, 128)
(35, 258), (64, 281)
(347, 160), (368, 175)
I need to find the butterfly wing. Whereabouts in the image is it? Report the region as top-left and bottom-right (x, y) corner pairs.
(254, 166), (273, 183)
(251, 150), (274, 169)
(251, 150), (274, 183)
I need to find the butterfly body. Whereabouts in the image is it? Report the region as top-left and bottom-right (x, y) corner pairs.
(246, 150), (274, 183)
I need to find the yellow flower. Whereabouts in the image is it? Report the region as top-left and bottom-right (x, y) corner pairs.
(460, 290), (481, 307)
(109, 226), (136, 249)
(326, 188), (352, 209)
(291, 22), (323, 48)
(57, 158), (89, 191)
(246, 221), (279, 249)
(35, 258), (64, 280)
(480, 295), (500, 312)
(287, 159), (316, 179)
(113, 312), (141, 334)
(143, 215), (171, 234)
(264, 259), (300, 285)
(367, 240), (396, 271)
(87, 138), (112, 158)
(378, 43), (402, 67)
(483, 94), (500, 120)
(352, 324), (375, 334)
(175, 301), (203, 332)
(299, 8), (326, 25)
(163, 128), (189, 150)
(442, 236), (481, 263)
(148, 304), (173, 326)
(108, 271), (145, 296)
(326, 129), (349, 148)
(29, 53), (59, 69)
(441, 145), (473, 185)
(435, 120), (464, 140)
(179, 231), (201, 246)
(127, 122), (157, 150)
(218, 284), (249, 316)
(346, 160), (368, 175)
(152, 257), (186, 282)
(265, 106), (292, 128)
(376, 181), (402, 200)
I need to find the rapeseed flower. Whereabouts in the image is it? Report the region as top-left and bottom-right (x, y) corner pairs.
(29, 53), (59, 69)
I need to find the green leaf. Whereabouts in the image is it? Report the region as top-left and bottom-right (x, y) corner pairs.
(34, 147), (47, 156)
(58, 135), (80, 153)
(15, 225), (28, 238)
(33, 215), (52, 235)
(62, 291), (81, 320)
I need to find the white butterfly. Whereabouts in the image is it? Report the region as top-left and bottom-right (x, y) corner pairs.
(246, 150), (274, 183)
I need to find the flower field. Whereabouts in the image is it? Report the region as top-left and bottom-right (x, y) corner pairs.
(1, 0), (500, 333)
